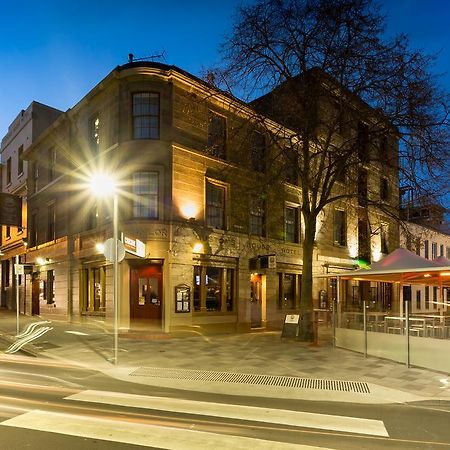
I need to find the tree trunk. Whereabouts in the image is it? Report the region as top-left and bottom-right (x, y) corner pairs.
(298, 216), (317, 341)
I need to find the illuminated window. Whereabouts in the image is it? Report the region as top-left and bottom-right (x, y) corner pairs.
(206, 181), (225, 229)
(334, 210), (346, 246)
(132, 93), (160, 139)
(285, 205), (299, 243)
(250, 197), (265, 236)
(133, 172), (159, 219)
(207, 111), (226, 159)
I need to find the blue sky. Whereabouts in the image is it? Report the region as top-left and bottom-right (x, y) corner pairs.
(1, 0), (450, 139)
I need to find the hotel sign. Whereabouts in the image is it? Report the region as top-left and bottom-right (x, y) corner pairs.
(121, 234), (146, 258)
(0, 193), (21, 227)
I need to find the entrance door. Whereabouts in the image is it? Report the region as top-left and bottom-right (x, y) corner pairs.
(250, 274), (262, 328)
(130, 265), (162, 330)
(31, 276), (40, 315)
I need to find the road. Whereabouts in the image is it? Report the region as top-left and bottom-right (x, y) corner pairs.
(0, 354), (450, 449)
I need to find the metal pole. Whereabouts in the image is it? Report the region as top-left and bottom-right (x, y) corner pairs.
(363, 299), (367, 358)
(15, 255), (20, 335)
(406, 299), (410, 368)
(113, 192), (119, 365)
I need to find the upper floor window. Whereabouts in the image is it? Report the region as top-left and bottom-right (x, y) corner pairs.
(250, 197), (265, 236)
(47, 202), (56, 242)
(207, 111), (226, 159)
(431, 242), (438, 259)
(6, 226), (11, 239)
(380, 177), (389, 201)
(206, 180), (225, 229)
(285, 205), (299, 243)
(132, 172), (159, 219)
(424, 240), (429, 259)
(440, 244), (444, 257)
(333, 210), (346, 246)
(89, 115), (100, 151)
(250, 132), (266, 173)
(29, 211), (38, 248)
(6, 157), (11, 185)
(357, 121), (369, 163)
(132, 93), (160, 139)
(358, 168), (368, 207)
(17, 145), (24, 175)
(86, 204), (98, 231)
(380, 224), (389, 254)
(48, 147), (56, 183)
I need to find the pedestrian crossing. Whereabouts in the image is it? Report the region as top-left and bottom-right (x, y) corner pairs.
(0, 389), (389, 449)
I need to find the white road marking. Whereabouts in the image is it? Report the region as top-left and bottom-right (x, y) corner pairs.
(1, 410), (336, 449)
(65, 389), (389, 437)
(65, 331), (90, 336)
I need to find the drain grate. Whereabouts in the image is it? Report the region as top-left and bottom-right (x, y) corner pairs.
(130, 367), (370, 394)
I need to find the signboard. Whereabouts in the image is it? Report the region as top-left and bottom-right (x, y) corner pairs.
(121, 233), (146, 258)
(103, 238), (126, 262)
(0, 193), (21, 227)
(14, 264), (24, 275)
(249, 254), (277, 270)
(281, 314), (300, 339)
(175, 284), (191, 313)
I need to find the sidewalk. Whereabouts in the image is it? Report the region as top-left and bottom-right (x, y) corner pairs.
(1, 309), (450, 405)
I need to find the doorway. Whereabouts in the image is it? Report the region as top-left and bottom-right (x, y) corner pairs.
(250, 273), (264, 328)
(130, 265), (163, 330)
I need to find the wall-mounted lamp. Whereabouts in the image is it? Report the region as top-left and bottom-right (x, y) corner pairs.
(36, 257), (50, 266)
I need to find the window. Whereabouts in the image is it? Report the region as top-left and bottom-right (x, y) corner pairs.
(6, 157), (11, 185)
(48, 147), (56, 182)
(333, 210), (346, 246)
(278, 273), (300, 310)
(284, 148), (298, 185)
(358, 169), (368, 206)
(133, 172), (159, 219)
(416, 290), (421, 310)
(424, 240), (429, 259)
(207, 111), (226, 159)
(6, 226), (11, 239)
(18, 145), (24, 175)
(379, 135), (388, 161)
(29, 211), (38, 247)
(47, 202), (55, 242)
(358, 219), (370, 263)
(447, 247), (450, 259)
(285, 206), (299, 243)
(46, 270), (55, 304)
(433, 286), (438, 309)
(440, 244), (444, 257)
(380, 224), (389, 254)
(206, 181), (225, 229)
(90, 115), (100, 151)
(415, 238), (421, 256)
(132, 92), (160, 139)
(250, 132), (266, 172)
(357, 121), (369, 162)
(250, 197), (265, 236)
(380, 177), (389, 201)
(425, 286), (430, 309)
(33, 163), (39, 193)
(86, 204), (98, 231)
(193, 266), (235, 312)
(431, 242), (438, 259)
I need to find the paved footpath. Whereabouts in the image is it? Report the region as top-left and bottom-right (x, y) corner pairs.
(1, 310), (450, 405)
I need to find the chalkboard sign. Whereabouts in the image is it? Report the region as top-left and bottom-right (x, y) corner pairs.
(281, 314), (300, 339)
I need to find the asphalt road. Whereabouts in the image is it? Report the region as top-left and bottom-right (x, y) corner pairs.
(1, 354), (450, 450)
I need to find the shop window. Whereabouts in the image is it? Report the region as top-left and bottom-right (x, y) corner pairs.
(250, 197), (265, 236)
(416, 290), (421, 310)
(433, 286), (438, 309)
(425, 286), (430, 309)
(83, 267), (106, 313)
(285, 205), (299, 243)
(278, 273), (300, 310)
(250, 131), (266, 173)
(46, 270), (55, 304)
(206, 181), (225, 229)
(207, 111), (226, 159)
(133, 172), (159, 219)
(193, 265), (235, 313)
(132, 92), (160, 139)
(333, 210), (346, 246)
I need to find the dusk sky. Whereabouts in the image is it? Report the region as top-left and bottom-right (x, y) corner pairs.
(1, 0), (450, 140)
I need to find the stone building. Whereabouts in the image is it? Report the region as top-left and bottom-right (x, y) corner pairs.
(0, 102), (62, 311)
(20, 62), (399, 333)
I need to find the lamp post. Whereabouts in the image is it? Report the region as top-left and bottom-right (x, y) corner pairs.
(89, 173), (120, 365)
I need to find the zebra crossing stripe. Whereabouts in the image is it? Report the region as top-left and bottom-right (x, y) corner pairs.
(65, 389), (389, 437)
(1, 409), (336, 450)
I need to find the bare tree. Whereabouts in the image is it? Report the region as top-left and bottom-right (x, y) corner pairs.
(209, 0), (450, 339)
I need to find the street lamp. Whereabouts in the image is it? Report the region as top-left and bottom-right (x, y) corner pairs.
(89, 173), (120, 365)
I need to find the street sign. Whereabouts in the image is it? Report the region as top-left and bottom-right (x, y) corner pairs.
(121, 233), (146, 258)
(103, 238), (125, 263)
